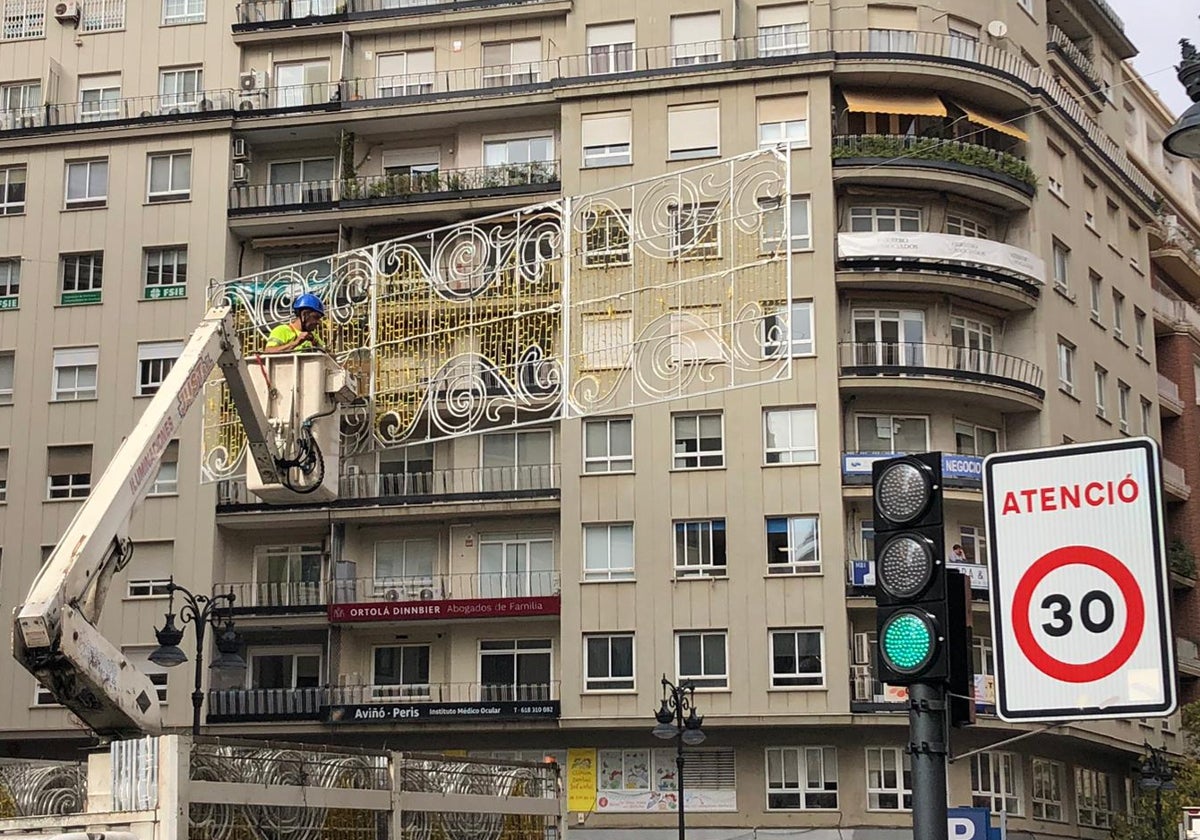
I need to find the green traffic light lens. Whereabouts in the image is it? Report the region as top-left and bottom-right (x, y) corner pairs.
(880, 611), (935, 673)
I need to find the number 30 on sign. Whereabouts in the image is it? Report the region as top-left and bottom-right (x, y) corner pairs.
(984, 437), (1176, 723)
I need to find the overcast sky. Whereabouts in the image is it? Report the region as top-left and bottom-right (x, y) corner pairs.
(1107, 0), (1198, 117)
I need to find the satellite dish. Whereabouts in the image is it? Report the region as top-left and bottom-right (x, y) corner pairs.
(986, 20), (1009, 38)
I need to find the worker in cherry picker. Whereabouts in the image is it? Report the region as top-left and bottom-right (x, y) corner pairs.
(263, 293), (326, 354)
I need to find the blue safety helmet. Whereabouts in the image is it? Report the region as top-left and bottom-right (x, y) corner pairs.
(292, 293), (325, 316)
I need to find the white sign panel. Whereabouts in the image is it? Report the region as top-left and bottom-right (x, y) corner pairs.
(984, 437), (1175, 722)
(838, 231), (1046, 285)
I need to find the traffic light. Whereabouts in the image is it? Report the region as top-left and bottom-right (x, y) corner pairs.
(872, 452), (950, 685)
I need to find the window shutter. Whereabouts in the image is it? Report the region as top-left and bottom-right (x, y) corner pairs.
(757, 94), (807, 124)
(0, 449), (8, 477)
(587, 21), (635, 46)
(482, 43), (509, 66)
(668, 103), (720, 151)
(137, 341), (184, 362)
(407, 49), (434, 74)
(377, 53), (408, 77)
(131, 540), (175, 577)
(53, 346), (99, 368)
(670, 12), (720, 45)
(867, 5), (917, 29)
(581, 315), (631, 369)
(676, 747), (737, 789)
(48, 445), (92, 475)
(582, 111), (631, 147)
(757, 3), (808, 27)
(381, 147), (441, 169)
(511, 39), (542, 64)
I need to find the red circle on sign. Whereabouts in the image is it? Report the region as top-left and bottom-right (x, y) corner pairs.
(1010, 545), (1144, 683)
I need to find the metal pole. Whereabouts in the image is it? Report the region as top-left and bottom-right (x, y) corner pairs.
(1156, 787), (1164, 840)
(909, 682), (948, 840)
(676, 737), (686, 840)
(191, 617), (206, 737)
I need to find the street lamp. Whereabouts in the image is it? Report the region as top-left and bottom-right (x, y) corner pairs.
(1139, 744), (1177, 840)
(149, 579), (245, 736)
(1164, 39), (1200, 159)
(651, 675), (705, 840)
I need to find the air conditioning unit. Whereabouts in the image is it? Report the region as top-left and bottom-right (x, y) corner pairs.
(851, 665), (874, 702)
(231, 162), (250, 183)
(852, 632), (872, 665)
(239, 70), (267, 92)
(232, 137), (251, 161)
(53, 1), (80, 21)
(419, 587), (435, 600)
(384, 588), (401, 602)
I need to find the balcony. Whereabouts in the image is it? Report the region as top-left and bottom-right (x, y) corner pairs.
(832, 135), (1036, 208)
(207, 681), (561, 724)
(1177, 638), (1200, 680)
(0, 90), (236, 134)
(1163, 457), (1191, 502)
(1159, 374), (1184, 416)
(836, 231), (1043, 309)
(1152, 214), (1200, 295)
(327, 571), (561, 624)
(228, 162), (560, 221)
(233, 0), (565, 32)
(1046, 25), (1104, 92)
(837, 341), (1045, 409)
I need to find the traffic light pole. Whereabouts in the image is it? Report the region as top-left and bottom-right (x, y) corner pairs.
(909, 682), (949, 840)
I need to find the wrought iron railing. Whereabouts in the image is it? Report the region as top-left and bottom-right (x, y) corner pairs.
(0, 89), (236, 130)
(838, 341), (1044, 393)
(235, 0), (556, 25)
(207, 687), (327, 720)
(0, 759), (86, 816)
(218, 579), (329, 609)
(832, 134), (1038, 190)
(1046, 25), (1101, 88)
(330, 570), (561, 603)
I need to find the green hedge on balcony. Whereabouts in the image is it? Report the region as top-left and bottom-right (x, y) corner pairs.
(832, 134), (1038, 191)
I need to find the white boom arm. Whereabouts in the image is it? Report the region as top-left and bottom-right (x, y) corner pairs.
(13, 306), (289, 738)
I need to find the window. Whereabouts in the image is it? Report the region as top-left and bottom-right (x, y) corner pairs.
(1141, 397), (1153, 435)
(1118, 381), (1130, 431)
(1047, 142), (1066, 199)
(1094, 365), (1107, 417)
(584, 634), (634, 690)
(850, 206), (920, 232)
(127, 578), (172, 598)
(1106, 199), (1120, 250)
(376, 50), (434, 97)
(851, 308), (925, 366)
(373, 645), (430, 698)
(1075, 767), (1117, 828)
(958, 525), (986, 564)
(47, 445), (91, 500)
(669, 203), (720, 258)
(766, 747), (837, 809)
(971, 752), (1022, 814)
(866, 747), (912, 810)
(1051, 240), (1069, 294)
(758, 94), (809, 148)
(121, 648), (169, 703)
(479, 639), (553, 700)
(1057, 339), (1075, 394)
(158, 67), (203, 110)
(374, 538), (435, 589)
(483, 135), (554, 167)
(479, 533), (555, 597)
(78, 73), (121, 120)
(582, 111), (632, 167)
(954, 422), (998, 456)
(52, 346), (98, 400)
(480, 429), (553, 490)
(867, 5), (917, 50)
(149, 441), (178, 495)
(144, 247), (187, 300)
(761, 197), (811, 251)
(757, 3), (809, 55)
(137, 341), (183, 396)
(1134, 308), (1146, 353)
(147, 152), (191, 202)
(1089, 272), (1103, 320)
(377, 442), (434, 494)
(249, 648), (321, 690)
(0, 350), (11, 403)
(1084, 178), (1097, 229)
(586, 21), (635, 74)
(947, 16), (979, 60)
(764, 301), (813, 357)
(254, 544), (323, 607)
(584, 418), (633, 472)
(1127, 219), (1142, 269)
(0, 448), (7, 501)
(0, 166), (25, 214)
(674, 519), (726, 577)
(65, 159), (108, 207)
(763, 407), (817, 464)
(0, 80), (40, 126)
(267, 158), (335, 204)
(668, 103), (720, 160)
(81, 0), (124, 31)
(273, 60), (331, 107)
(670, 12), (721, 65)
(770, 628), (823, 687)
(584, 523), (634, 581)
(163, 0), (204, 24)
(3, 0), (46, 40)
(763, 516), (818, 573)
(673, 412), (723, 469)
(0, 259), (18, 308)
(1031, 759), (1064, 821)
(581, 212), (632, 273)
(676, 631), (727, 688)
(481, 40), (541, 87)
(60, 252), (104, 306)
(1111, 289), (1125, 339)
(945, 215), (988, 238)
(856, 414), (928, 453)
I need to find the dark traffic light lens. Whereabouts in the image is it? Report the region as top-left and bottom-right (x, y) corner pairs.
(877, 535), (934, 599)
(876, 461), (932, 524)
(879, 610), (936, 674)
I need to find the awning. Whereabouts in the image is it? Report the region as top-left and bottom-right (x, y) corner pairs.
(954, 101), (1029, 141)
(843, 90), (947, 117)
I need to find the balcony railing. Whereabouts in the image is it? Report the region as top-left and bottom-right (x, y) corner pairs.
(1158, 374), (1183, 413)
(838, 341), (1045, 397)
(1163, 457), (1191, 500)
(207, 686), (327, 721)
(330, 570), (561, 604)
(832, 135), (1037, 193)
(1047, 25), (1102, 89)
(1152, 288), (1200, 334)
(235, 0), (557, 27)
(1, 90), (236, 131)
(836, 230), (1045, 292)
(229, 162), (560, 212)
(218, 579), (330, 610)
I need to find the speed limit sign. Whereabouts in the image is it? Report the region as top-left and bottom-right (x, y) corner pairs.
(984, 437), (1176, 722)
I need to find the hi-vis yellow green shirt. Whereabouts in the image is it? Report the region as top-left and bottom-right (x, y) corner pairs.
(266, 323), (322, 351)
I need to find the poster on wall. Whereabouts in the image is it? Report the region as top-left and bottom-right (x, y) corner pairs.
(567, 749), (597, 812)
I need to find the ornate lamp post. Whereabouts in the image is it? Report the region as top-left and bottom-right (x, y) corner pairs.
(651, 675), (706, 840)
(1139, 744), (1177, 840)
(1164, 38), (1200, 158)
(149, 579), (245, 736)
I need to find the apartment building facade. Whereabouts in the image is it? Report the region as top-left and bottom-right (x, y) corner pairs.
(0, 0), (1190, 836)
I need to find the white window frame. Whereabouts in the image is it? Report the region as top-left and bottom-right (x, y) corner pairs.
(1057, 338), (1075, 394)
(2, 0), (46, 40)
(52, 346), (98, 401)
(0, 350), (12, 403)
(769, 628), (825, 688)
(586, 27), (635, 75)
(763, 301), (813, 358)
(482, 133), (554, 167)
(1089, 273), (1103, 320)
(971, 752), (1023, 815)
(81, 0), (125, 32)
(583, 633), (634, 692)
(849, 206), (921, 232)
(1134, 308), (1146, 354)
(1094, 364), (1107, 418)
(64, 159), (108, 206)
(477, 638), (553, 700)
(1031, 758), (1065, 822)
(1111, 289), (1125, 339)
(47, 472), (90, 500)
(1075, 767), (1117, 828)
(481, 39), (542, 87)
(0, 258), (18, 304)
(1052, 240), (1070, 294)
(1117, 380), (1130, 432)
(855, 413), (929, 453)
(247, 646), (324, 691)
(760, 196), (811, 251)
(672, 412), (724, 469)
(674, 519), (727, 578)
(1141, 397), (1153, 435)
(147, 152), (191, 202)
(137, 340), (184, 396)
(373, 538), (436, 591)
(765, 747), (838, 810)
(669, 202), (720, 258)
(763, 407), (817, 464)
(583, 417), (633, 473)
(162, 0), (204, 24)
(78, 76), (121, 119)
(583, 523), (635, 581)
(371, 643), (431, 699)
(675, 630), (728, 689)
(149, 457), (178, 496)
(144, 247), (187, 298)
(60, 252), (104, 304)
(158, 67), (203, 109)
(957, 524), (987, 564)
(667, 104), (720, 160)
(480, 428), (554, 491)
(766, 515), (820, 574)
(945, 214), (989, 238)
(757, 21), (810, 57)
(127, 578), (173, 599)
(582, 209), (632, 268)
(954, 421), (998, 457)
(865, 747), (912, 811)
(0, 166), (26, 214)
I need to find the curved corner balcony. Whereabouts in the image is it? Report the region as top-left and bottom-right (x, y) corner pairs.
(832, 135), (1037, 210)
(838, 341), (1044, 410)
(836, 231), (1045, 311)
